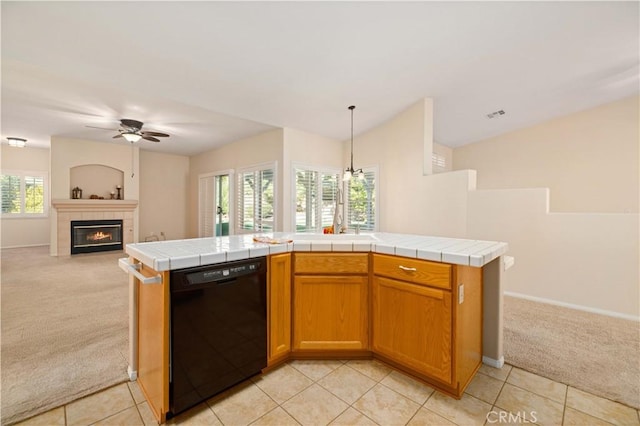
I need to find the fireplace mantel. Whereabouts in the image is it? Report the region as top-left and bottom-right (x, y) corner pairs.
(52, 199), (138, 212)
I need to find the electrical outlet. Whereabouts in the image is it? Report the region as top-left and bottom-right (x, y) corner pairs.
(458, 284), (464, 304)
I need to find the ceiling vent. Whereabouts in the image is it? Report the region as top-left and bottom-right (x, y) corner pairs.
(486, 110), (506, 119)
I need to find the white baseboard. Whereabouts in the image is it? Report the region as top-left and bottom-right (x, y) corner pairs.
(1, 243), (49, 249)
(482, 356), (504, 368)
(504, 291), (640, 322)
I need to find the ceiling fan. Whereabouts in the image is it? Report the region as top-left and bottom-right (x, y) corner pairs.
(88, 118), (170, 143)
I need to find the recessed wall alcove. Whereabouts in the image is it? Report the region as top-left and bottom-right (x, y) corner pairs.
(70, 164), (125, 199)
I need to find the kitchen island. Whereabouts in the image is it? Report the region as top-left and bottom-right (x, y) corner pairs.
(121, 232), (508, 422)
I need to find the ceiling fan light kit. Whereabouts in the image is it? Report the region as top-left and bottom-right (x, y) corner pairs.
(91, 118), (170, 144)
(122, 132), (142, 143)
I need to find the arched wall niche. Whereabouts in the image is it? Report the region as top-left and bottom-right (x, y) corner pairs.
(70, 164), (125, 199)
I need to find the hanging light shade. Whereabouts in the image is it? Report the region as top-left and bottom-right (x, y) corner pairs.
(7, 137), (27, 148)
(343, 105), (364, 182)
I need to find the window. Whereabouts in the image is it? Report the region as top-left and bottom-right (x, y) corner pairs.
(199, 171), (233, 237)
(345, 167), (377, 231)
(237, 164), (276, 233)
(1, 171), (48, 217)
(294, 167), (339, 232)
(432, 152), (447, 171)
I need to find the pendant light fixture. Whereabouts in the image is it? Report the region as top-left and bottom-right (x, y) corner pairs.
(343, 105), (364, 181)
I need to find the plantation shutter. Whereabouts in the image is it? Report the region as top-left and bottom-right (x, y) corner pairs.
(294, 168), (339, 233)
(346, 168), (376, 231)
(320, 173), (338, 229)
(199, 175), (215, 237)
(237, 166), (275, 233)
(24, 176), (45, 214)
(1, 175), (21, 214)
(257, 168), (274, 231)
(238, 170), (253, 231)
(295, 169), (317, 232)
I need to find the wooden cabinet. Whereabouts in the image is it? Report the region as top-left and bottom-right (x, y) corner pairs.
(372, 254), (482, 396)
(372, 276), (452, 383)
(268, 253), (291, 366)
(293, 253), (369, 352)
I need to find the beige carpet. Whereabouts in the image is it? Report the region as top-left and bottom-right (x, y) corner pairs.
(1, 246), (129, 425)
(504, 295), (640, 410)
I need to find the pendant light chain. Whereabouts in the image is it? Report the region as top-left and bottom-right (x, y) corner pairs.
(344, 105), (363, 181)
(350, 105), (355, 171)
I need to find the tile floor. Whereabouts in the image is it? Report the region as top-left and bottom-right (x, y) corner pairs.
(16, 360), (640, 426)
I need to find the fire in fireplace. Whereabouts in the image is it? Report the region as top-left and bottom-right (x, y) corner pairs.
(70, 220), (123, 255)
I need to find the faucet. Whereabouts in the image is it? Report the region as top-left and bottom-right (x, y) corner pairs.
(333, 188), (343, 233)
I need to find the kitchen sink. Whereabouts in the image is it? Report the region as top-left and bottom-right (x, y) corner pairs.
(284, 233), (379, 242)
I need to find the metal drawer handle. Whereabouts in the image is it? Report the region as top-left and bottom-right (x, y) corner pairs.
(399, 265), (417, 272)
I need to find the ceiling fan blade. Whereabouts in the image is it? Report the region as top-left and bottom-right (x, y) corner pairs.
(113, 134), (123, 139)
(141, 131), (170, 137)
(142, 135), (161, 142)
(86, 125), (118, 131)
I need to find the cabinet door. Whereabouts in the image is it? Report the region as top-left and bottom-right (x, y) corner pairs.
(372, 276), (452, 384)
(268, 253), (292, 365)
(293, 275), (368, 350)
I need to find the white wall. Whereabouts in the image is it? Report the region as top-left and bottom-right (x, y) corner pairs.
(454, 97), (640, 318)
(0, 145), (50, 248)
(139, 150), (190, 241)
(453, 95), (639, 213)
(348, 98), (468, 237)
(467, 188), (639, 318)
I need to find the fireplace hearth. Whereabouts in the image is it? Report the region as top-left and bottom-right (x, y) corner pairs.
(71, 220), (123, 255)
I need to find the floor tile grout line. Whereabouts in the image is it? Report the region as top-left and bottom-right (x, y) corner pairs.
(560, 384), (569, 425)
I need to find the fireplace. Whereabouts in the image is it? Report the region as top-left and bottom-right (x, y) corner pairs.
(70, 220), (123, 255)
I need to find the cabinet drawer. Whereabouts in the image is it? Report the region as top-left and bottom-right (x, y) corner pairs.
(294, 253), (369, 275)
(373, 254), (451, 289)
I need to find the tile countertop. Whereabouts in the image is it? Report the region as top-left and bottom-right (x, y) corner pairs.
(124, 232), (508, 272)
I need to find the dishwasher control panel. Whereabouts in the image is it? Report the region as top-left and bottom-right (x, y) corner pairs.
(186, 261), (260, 285)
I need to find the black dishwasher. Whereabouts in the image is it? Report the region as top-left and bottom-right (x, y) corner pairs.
(169, 257), (267, 417)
